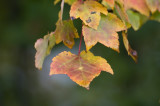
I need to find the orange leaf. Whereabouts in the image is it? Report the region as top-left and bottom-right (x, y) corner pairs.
(54, 20), (79, 49)
(146, 0), (160, 13)
(122, 32), (138, 62)
(82, 13), (125, 52)
(70, 1), (108, 29)
(50, 50), (113, 89)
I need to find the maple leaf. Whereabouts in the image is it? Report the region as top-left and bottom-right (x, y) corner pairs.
(35, 32), (56, 70)
(50, 50), (113, 89)
(54, 0), (76, 5)
(122, 32), (138, 62)
(54, 19), (79, 49)
(146, 0), (160, 13)
(82, 13), (125, 52)
(70, 0), (108, 30)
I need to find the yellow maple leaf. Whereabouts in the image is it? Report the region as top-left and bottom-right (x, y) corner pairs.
(70, 1), (108, 30)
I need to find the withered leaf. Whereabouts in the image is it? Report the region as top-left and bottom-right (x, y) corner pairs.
(122, 32), (138, 62)
(54, 19), (79, 49)
(35, 32), (56, 70)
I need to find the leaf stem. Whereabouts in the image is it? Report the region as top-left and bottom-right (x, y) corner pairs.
(60, 0), (65, 21)
(78, 33), (83, 55)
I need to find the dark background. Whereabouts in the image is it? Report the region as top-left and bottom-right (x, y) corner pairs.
(0, 0), (160, 106)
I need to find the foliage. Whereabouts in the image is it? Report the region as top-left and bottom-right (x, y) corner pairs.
(35, 0), (160, 89)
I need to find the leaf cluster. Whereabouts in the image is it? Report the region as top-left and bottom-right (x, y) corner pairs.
(35, 0), (160, 89)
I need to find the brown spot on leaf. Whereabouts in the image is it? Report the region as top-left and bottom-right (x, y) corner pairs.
(130, 50), (137, 56)
(71, 17), (75, 20)
(86, 17), (91, 23)
(91, 11), (96, 14)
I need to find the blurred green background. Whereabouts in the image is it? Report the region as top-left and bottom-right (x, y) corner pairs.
(0, 0), (160, 106)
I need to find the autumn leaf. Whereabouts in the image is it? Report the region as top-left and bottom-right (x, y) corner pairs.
(54, 0), (76, 5)
(82, 13), (125, 52)
(70, 0), (108, 29)
(122, 32), (138, 62)
(50, 50), (113, 89)
(146, 0), (160, 13)
(35, 32), (56, 70)
(54, 19), (79, 49)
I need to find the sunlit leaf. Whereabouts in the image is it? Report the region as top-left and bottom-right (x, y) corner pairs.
(54, 19), (79, 49)
(50, 50), (113, 89)
(122, 32), (138, 62)
(82, 13), (125, 52)
(70, 1), (108, 29)
(35, 32), (56, 70)
(146, 0), (160, 13)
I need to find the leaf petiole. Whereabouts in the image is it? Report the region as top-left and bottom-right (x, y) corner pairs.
(78, 33), (83, 55)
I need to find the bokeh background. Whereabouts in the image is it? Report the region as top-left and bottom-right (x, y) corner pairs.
(0, 0), (160, 106)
